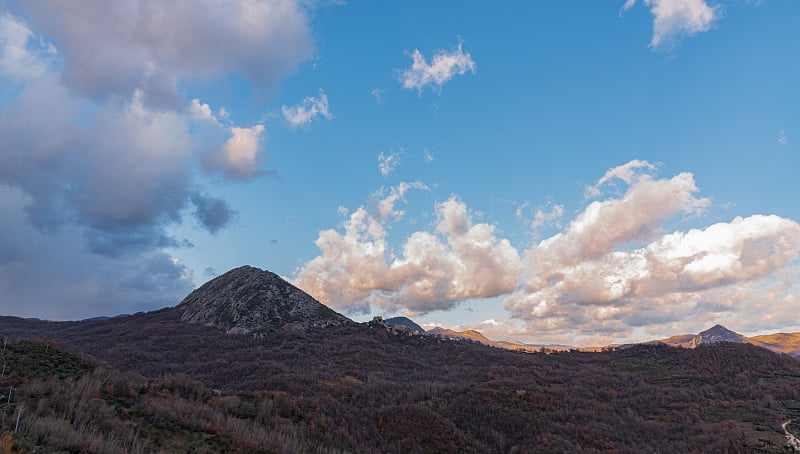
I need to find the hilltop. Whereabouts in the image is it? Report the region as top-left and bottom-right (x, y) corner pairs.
(178, 265), (351, 334)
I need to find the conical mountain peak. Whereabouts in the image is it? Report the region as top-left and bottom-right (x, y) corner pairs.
(698, 324), (744, 344)
(178, 265), (351, 334)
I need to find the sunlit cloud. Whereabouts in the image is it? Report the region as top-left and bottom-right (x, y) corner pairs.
(294, 190), (521, 315)
(204, 125), (266, 180)
(296, 160), (800, 345)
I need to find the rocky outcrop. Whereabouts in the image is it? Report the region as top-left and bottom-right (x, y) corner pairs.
(178, 265), (351, 334)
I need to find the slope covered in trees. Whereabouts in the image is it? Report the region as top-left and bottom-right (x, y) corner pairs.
(2, 310), (800, 452)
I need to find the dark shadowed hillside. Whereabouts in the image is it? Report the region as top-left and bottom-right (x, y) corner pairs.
(2, 308), (800, 452)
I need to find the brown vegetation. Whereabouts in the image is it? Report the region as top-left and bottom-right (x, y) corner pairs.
(2, 311), (800, 452)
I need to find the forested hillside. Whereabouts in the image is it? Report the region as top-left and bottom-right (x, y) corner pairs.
(2, 311), (800, 452)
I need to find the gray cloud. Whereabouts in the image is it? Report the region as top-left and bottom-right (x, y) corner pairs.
(191, 193), (236, 234)
(12, 0), (313, 105)
(0, 187), (193, 319)
(0, 4), (314, 317)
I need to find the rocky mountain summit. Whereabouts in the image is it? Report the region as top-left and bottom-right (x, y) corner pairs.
(178, 265), (351, 334)
(697, 324), (746, 345)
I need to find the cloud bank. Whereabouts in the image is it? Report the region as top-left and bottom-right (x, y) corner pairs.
(295, 161), (800, 343)
(0, 3), (314, 318)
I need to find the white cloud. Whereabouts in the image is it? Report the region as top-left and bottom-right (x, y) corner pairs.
(400, 42), (476, 92)
(378, 150), (401, 176)
(282, 89), (332, 128)
(204, 125), (265, 180)
(189, 98), (221, 125)
(622, 0), (718, 48)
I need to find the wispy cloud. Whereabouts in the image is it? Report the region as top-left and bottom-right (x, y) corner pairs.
(378, 150), (401, 176)
(778, 129), (789, 146)
(622, 0), (718, 49)
(282, 89), (333, 128)
(370, 88), (384, 104)
(400, 42), (476, 92)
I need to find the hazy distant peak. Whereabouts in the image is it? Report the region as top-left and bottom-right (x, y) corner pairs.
(178, 265), (351, 334)
(697, 324), (745, 345)
(384, 316), (424, 333)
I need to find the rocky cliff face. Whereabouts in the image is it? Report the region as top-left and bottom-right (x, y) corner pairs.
(178, 266), (351, 334)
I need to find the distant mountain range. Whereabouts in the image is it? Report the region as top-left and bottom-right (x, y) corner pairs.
(426, 321), (800, 359)
(24, 264), (800, 359)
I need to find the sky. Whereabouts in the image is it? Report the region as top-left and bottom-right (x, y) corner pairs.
(0, 0), (799, 346)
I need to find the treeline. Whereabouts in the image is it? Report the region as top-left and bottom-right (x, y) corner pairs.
(2, 310), (800, 452)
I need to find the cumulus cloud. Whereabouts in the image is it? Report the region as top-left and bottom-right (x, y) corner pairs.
(204, 125), (266, 180)
(378, 150), (401, 176)
(622, 0), (718, 48)
(294, 192), (521, 315)
(400, 42), (476, 92)
(12, 0), (313, 105)
(282, 90), (332, 128)
(295, 160), (800, 344)
(504, 161), (800, 344)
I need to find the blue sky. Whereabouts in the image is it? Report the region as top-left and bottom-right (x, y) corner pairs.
(0, 0), (798, 345)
